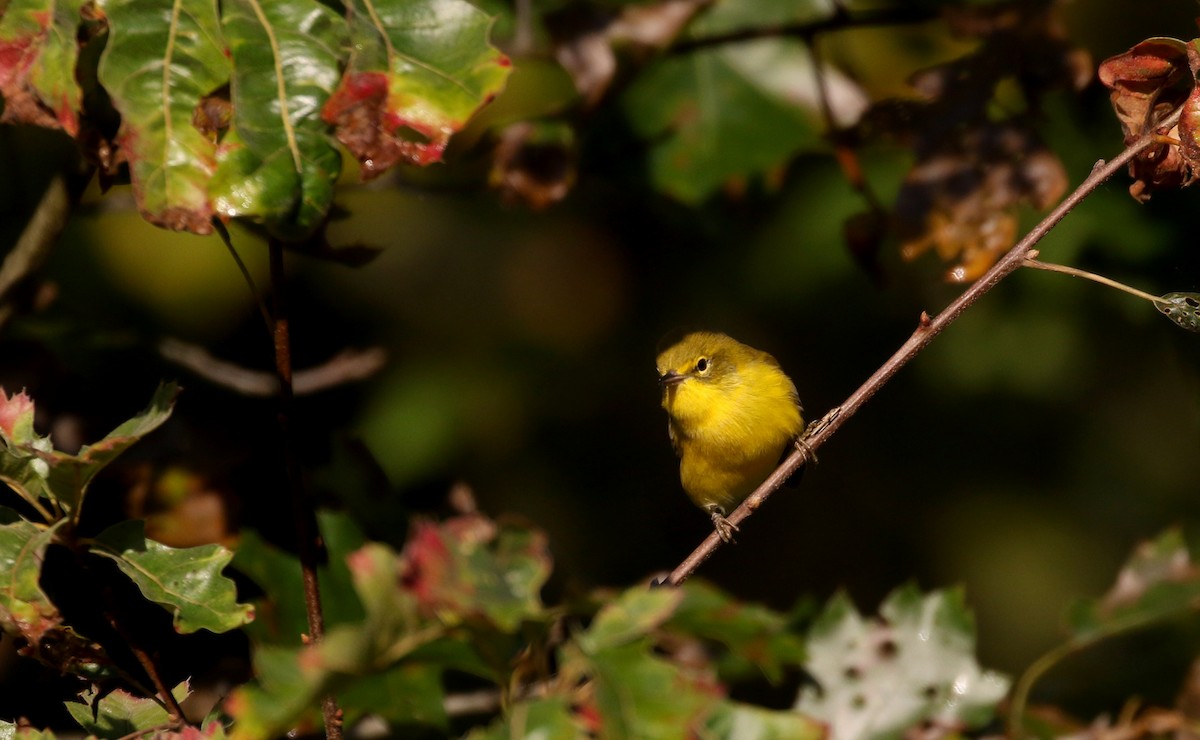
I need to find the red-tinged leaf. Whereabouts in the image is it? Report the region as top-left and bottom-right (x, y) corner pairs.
(66, 682), (191, 739)
(323, 0), (511, 177)
(0, 387), (35, 443)
(400, 514), (550, 631)
(97, 0), (232, 234)
(0, 518), (112, 676)
(0, 0), (85, 134)
(210, 0), (346, 239)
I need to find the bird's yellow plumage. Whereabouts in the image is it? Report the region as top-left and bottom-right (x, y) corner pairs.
(656, 331), (804, 541)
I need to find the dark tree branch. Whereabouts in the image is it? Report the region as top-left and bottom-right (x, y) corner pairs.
(659, 107), (1183, 587)
(267, 239), (342, 740)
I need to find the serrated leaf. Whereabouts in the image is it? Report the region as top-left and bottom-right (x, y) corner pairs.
(622, 37), (863, 203)
(324, 0), (511, 177)
(466, 697), (580, 740)
(1156, 292), (1200, 332)
(401, 514), (550, 632)
(0, 518), (112, 675)
(66, 682), (189, 739)
(97, 0), (232, 234)
(210, 0), (346, 239)
(577, 587), (682, 654)
(0, 0), (85, 134)
(796, 585), (1009, 739)
(92, 519), (254, 634)
(705, 701), (825, 740)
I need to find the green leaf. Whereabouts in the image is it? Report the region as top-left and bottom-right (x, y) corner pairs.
(796, 585), (1009, 738)
(225, 644), (322, 740)
(0, 0), (85, 134)
(0, 382), (179, 517)
(466, 697), (581, 740)
(325, 0), (512, 176)
(1156, 292), (1200, 332)
(401, 515), (551, 632)
(705, 701), (825, 740)
(233, 509), (367, 645)
(1065, 528), (1200, 643)
(622, 38), (859, 203)
(686, 0), (837, 38)
(0, 721), (55, 740)
(97, 0), (232, 234)
(91, 519), (254, 634)
(0, 387), (36, 443)
(66, 682), (189, 739)
(338, 662), (448, 729)
(0, 519), (111, 676)
(210, 0), (346, 239)
(582, 640), (720, 737)
(577, 587), (682, 653)
(668, 580), (806, 683)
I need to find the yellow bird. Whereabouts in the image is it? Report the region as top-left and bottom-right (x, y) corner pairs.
(656, 331), (805, 541)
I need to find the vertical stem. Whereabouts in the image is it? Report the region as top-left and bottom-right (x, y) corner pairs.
(267, 239), (342, 740)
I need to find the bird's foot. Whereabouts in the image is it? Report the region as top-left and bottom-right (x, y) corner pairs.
(709, 507), (739, 543)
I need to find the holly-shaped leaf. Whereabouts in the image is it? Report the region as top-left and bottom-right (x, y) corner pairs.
(0, 517), (111, 675)
(210, 0), (346, 239)
(324, 0), (512, 177)
(0, 0), (85, 134)
(91, 519), (254, 634)
(66, 682), (190, 739)
(97, 0), (232, 234)
(796, 585), (1009, 738)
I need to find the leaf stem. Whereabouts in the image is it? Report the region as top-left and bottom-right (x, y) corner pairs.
(659, 105), (1183, 587)
(212, 220), (273, 336)
(1023, 257), (1165, 305)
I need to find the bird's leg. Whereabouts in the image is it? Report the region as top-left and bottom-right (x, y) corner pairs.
(795, 405), (842, 464)
(707, 505), (738, 543)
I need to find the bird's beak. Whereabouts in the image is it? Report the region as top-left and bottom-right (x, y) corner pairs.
(658, 371), (685, 387)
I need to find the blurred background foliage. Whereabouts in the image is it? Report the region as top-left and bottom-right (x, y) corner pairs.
(2, 0), (1200, 727)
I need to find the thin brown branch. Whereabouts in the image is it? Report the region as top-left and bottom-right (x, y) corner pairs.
(659, 106), (1183, 587)
(158, 338), (386, 396)
(267, 239), (342, 740)
(213, 219), (273, 336)
(0, 175), (69, 330)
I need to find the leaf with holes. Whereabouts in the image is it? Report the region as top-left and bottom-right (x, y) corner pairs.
(210, 0), (346, 239)
(795, 585), (1008, 738)
(97, 0), (232, 234)
(323, 0), (511, 178)
(1157, 292), (1200, 332)
(0, 0), (85, 134)
(92, 520), (254, 634)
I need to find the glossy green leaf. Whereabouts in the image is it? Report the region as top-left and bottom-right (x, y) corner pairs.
(92, 519), (254, 634)
(325, 0), (510, 177)
(66, 682), (190, 739)
(0, 518), (111, 675)
(466, 697), (580, 740)
(705, 701), (825, 740)
(97, 0), (231, 234)
(622, 38), (861, 203)
(796, 585), (1009, 738)
(210, 0), (346, 239)
(577, 587), (682, 653)
(0, 0), (85, 134)
(1156, 292), (1200, 332)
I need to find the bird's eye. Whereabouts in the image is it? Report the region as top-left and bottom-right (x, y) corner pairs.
(696, 357), (709, 372)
